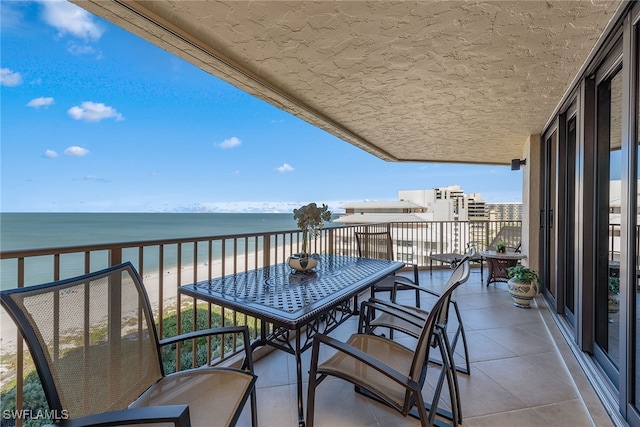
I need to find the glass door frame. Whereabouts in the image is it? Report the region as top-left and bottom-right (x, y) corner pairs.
(592, 39), (623, 394)
(561, 103), (579, 328)
(623, 4), (640, 424)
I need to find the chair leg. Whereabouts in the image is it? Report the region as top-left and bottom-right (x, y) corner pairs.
(440, 329), (463, 425)
(413, 388), (433, 427)
(451, 300), (471, 375)
(306, 341), (321, 427)
(250, 387), (258, 427)
(415, 288), (421, 309)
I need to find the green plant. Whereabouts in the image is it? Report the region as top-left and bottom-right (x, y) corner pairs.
(293, 202), (332, 256)
(508, 265), (540, 284)
(496, 241), (506, 252)
(609, 276), (620, 295)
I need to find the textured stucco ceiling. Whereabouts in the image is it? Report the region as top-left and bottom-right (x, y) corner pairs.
(73, 0), (621, 165)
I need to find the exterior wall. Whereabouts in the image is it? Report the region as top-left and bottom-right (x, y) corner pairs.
(524, 134), (542, 272)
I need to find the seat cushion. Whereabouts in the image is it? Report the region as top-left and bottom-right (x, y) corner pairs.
(130, 368), (255, 427)
(318, 334), (414, 407)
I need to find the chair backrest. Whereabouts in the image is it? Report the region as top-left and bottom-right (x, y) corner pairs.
(437, 248), (473, 325)
(488, 225), (521, 252)
(408, 264), (467, 388)
(0, 263), (163, 421)
(355, 230), (394, 261)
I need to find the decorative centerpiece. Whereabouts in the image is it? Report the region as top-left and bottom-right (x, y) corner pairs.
(496, 241), (507, 253)
(289, 202), (332, 272)
(506, 265), (540, 308)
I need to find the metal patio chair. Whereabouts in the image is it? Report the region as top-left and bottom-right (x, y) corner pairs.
(306, 264), (465, 427)
(359, 250), (473, 424)
(1, 262), (257, 427)
(355, 230), (421, 308)
(363, 248), (474, 375)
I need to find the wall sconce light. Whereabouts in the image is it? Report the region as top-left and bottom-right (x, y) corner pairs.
(511, 158), (526, 171)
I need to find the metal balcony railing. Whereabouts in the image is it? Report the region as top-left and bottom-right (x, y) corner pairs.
(0, 219), (520, 426)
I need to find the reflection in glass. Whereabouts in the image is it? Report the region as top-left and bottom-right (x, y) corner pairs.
(596, 69), (622, 366)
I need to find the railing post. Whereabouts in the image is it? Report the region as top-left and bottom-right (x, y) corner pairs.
(327, 228), (335, 255)
(109, 247), (122, 266)
(262, 235), (271, 268)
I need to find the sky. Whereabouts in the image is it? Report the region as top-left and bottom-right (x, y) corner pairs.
(0, 0), (523, 214)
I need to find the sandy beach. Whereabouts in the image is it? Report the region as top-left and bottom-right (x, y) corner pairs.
(0, 245), (285, 353)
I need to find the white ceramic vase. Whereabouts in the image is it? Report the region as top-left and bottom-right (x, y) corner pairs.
(287, 254), (318, 272)
(507, 278), (538, 308)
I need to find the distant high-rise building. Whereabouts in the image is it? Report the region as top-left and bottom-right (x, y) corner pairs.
(399, 185), (489, 221)
(335, 184), (521, 224)
(487, 202), (523, 221)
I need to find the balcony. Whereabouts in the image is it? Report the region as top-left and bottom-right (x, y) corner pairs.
(236, 267), (614, 426)
(0, 220), (614, 426)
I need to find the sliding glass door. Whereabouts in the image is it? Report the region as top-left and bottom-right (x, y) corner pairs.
(594, 59), (623, 384)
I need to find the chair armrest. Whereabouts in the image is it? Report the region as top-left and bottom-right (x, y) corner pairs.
(158, 325), (254, 372)
(158, 325), (249, 346)
(389, 280), (439, 298)
(314, 334), (420, 391)
(358, 299), (426, 334)
(47, 405), (190, 427)
(365, 298), (427, 321)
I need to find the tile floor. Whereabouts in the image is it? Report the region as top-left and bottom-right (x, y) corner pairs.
(237, 268), (615, 427)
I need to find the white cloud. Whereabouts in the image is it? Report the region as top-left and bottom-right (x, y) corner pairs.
(174, 200), (348, 214)
(39, 0), (104, 41)
(27, 97), (54, 108)
(217, 137), (241, 149)
(276, 163), (294, 173)
(67, 42), (98, 57)
(64, 146), (89, 156)
(44, 149), (58, 159)
(68, 101), (124, 122)
(1, 68), (22, 86)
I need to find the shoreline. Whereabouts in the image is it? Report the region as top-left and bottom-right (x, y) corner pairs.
(0, 244), (288, 353)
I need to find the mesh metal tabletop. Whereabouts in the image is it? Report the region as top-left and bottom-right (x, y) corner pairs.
(180, 254), (404, 328)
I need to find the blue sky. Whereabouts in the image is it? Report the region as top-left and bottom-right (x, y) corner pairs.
(1, 0), (523, 213)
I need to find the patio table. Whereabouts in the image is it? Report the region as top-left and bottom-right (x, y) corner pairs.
(479, 250), (526, 286)
(179, 254), (404, 426)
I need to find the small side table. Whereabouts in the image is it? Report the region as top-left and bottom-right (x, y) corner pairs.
(479, 251), (526, 287)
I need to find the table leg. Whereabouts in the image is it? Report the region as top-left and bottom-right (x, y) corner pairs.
(296, 332), (305, 427)
(486, 257), (518, 286)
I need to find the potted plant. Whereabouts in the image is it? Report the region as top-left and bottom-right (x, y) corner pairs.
(496, 241), (506, 253)
(289, 202), (332, 272)
(608, 276), (620, 321)
(506, 265), (540, 308)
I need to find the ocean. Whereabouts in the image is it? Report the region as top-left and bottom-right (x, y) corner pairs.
(0, 212), (310, 289)
(0, 212), (301, 251)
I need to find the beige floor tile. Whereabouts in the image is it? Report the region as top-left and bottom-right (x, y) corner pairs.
(473, 357), (578, 406)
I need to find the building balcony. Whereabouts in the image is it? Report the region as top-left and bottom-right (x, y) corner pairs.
(0, 221), (615, 426)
